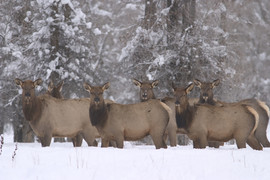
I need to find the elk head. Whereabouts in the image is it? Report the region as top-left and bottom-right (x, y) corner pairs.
(47, 80), (64, 99)
(173, 82), (194, 108)
(193, 79), (220, 105)
(132, 79), (158, 102)
(84, 82), (110, 126)
(15, 78), (43, 105)
(172, 82), (194, 129)
(84, 82), (110, 106)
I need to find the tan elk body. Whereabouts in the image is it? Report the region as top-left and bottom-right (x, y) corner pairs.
(133, 79), (196, 146)
(46, 80), (85, 146)
(194, 79), (270, 147)
(84, 82), (171, 149)
(173, 83), (262, 150)
(15, 78), (99, 147)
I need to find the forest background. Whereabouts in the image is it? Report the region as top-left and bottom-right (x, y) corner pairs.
(0, 0), (269, 143)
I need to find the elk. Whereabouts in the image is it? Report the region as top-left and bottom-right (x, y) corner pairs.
(173, 83), (262, 150)
(46, 80), (64, 99)
(133, 79), (158, 101)
(133, 79), (197, 146)
(194, 79), (270, 147)
(84, 82), (171, 149)
(15, 78), (99, 147)
(46, 80), (84, 146)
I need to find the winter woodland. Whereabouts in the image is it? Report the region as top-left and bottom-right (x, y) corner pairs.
(0, 0), (270, 143)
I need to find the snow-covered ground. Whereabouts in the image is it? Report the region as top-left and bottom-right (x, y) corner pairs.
(1, 128), (270, 180)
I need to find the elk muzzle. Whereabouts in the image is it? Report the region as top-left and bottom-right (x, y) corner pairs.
(94, 97), (100, 102)
(142, 91), (148, 100)
(202, 93), (208, 102)
(175, 100), (180, 107)
(24, 92), (31, 104)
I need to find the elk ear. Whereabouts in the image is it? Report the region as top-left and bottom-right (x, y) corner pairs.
(193, 79), (202, 88)
(151, 80), (159, 88)
(34, 79), (42, 87)
(171, 82), (177, 91)
(57, 81), (64, 92)
(48, 80), (54, 92)
(132, 79), (142, 87)
(212, 79), (220, 88)
(83, 82), (91, 92)
(102, 82), (110, 91)
(15, 78), (23, 86)
(185, 83), (194, 94)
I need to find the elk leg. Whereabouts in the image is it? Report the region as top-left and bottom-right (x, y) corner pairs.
(40, 134), (52, 147)
(108, 141), (117, 147)
(163, 131), (169, 146)
(247, 135), (263, 150)
(235, 138), (247, 149)
(72, 134), (83, 147)
(208, 141), (221, 148)
(115, 135), (124, 149)
(193, 139), (200, 149)
(198, 136), (208, 149)
(168, 129), (177, 147)
(255, 131), (270, 147)
(151, 133), (167, 149)
(81, 132), (97, 146)
(101, 138), (109, 147)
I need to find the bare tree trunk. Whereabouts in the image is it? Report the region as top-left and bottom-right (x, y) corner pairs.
(167, 0), (180, 45)
(189, 0), (196, 35)
(144, 0), (157, 30)
(182, 0), (189, 32)
(182, 0), (196, 33)
(0, 122), (3, 135)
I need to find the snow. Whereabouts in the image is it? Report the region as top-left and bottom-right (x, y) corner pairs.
(125, 4), (137, 10)
(93, 28), (102, 35)
(1, 131), (270, 180)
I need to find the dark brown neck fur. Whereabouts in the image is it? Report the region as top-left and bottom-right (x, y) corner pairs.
(175, 103), (194, 130)
(22, 96), (43, 122)
(89, 102), (109, 127)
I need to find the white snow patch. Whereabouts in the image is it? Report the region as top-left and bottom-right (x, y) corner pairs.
(0, 140), (270, 180)
(125, 4), (137, 10)
(86, 22), (92, 29)
(92, 6), (112, 17)
(72, 9), (86, 25)
(259, 52), (266, 61)
(11, 51), (22, 59)
(93, 28), (102, 35)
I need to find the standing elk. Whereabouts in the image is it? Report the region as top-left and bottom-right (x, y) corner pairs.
(193, 79), (270, 147)
(173, 82), (262, 150)
(15, 78), (99, 147)
(84, 82), (171, 149)
(133, 79), (197, 147)
(47, 80), (64, 99)
(46, 80), (84, 146)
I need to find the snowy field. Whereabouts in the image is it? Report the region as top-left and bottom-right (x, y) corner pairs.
(1, 129), (270, 180)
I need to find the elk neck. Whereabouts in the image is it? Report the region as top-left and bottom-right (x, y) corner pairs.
(22, 95), (43, 122)
(89, 100), (109, 127)
(175, 101), (193, 130)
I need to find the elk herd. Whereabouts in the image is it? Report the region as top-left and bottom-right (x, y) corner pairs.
(14, 78), (270, 150)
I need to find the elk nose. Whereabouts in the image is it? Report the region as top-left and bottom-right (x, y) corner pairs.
(94, 97), (100, 102)
(175, 100), (180, 106)
(25, 92), (31, 97)
(203, 93), (208, 97)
